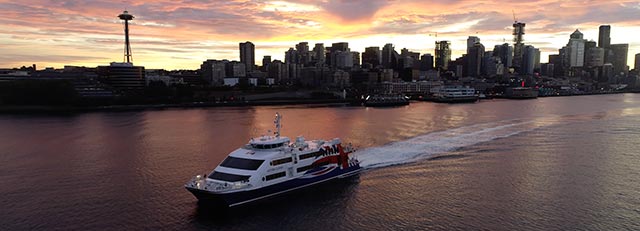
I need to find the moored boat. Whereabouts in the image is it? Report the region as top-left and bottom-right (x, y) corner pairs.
(505, 87), (539, 99)
(364, 94), (410, 107)
(428, 85), (479, 103)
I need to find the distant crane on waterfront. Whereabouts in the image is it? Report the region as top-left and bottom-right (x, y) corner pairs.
(118, 10), (134, 63)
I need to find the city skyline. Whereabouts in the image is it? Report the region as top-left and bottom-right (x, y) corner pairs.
(1, 0), (640, 70)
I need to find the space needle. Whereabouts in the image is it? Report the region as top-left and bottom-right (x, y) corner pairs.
(118, 10), (134, 63)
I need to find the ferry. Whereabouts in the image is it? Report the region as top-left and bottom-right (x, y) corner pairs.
(505, 87), (539, 99)
(428, 85), (479, 103)
(364, 94), (410, 107)
(185, 113), (361, 207)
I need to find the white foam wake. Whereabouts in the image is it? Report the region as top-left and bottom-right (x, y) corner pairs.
(357, 119), (538, 169)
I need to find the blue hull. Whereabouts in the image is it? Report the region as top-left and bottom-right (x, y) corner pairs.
(186, 165), (361, 207)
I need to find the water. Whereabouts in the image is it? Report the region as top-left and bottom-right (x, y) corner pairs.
(1, 94), (639, 230)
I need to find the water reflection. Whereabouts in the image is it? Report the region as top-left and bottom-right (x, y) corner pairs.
(1, 94), (639, 230)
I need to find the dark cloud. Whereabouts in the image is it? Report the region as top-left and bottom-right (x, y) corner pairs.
(319, 0), (389, 21)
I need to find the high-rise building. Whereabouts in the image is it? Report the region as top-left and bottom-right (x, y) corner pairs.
(400, 48), (420, 60)
(435, 41), (451, 71)
(362, 47), (381, 67)
(262, 56), (271, 71)
(328, 42), (349, 67)
(522, 45), (540, 75)
(512, 21), (526, 72)
(467, 36), (480, 54)
(334, 51), (354, 68)
(351, 51), (360, 67)
(420, 54), (434, 71)
(200, 59), (228, 86)
(610, 44), (629, 75)
(598, 25), (611, 49)
(483, 51), (504, 77)
(635, 53), (640, 71)
(567, 30), (586, 68)
(493, 43), (513, 68)
(585, 47), (605, 68)
(296, 42), (310, 65)
(602, 63), (614, 83)
(331, 42), (349, 52)
(312, 43), (325, 66)
(541, 63), (555, 77)
(226, 61), (246, 77)
(268, 60), (288, 83)
(98, 62), (145, 90)
(382, 43), (397, 69)
(467, 42), (485, 77)
(549, 54), (563, 77)
(285, 48), (297, 64)
(584, 40), (596, 64)
(399, 48), (420, 70)
(239, 41), (255, 72)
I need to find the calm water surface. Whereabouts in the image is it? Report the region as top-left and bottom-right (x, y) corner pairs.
(1, 94), (639, 230)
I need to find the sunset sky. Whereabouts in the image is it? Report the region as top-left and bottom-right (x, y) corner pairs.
(1, 0), (640, 70)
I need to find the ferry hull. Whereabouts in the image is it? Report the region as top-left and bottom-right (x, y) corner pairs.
(364, 101), (410, 107)
(187, 165), (361, 207)
(432, 96), (479, 103)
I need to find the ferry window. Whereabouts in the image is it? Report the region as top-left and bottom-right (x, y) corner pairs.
(270, 157), (293, 166)
(265, 172), (286, 181)
(252, 143), (284, 149)
(208, 171), (250, 182)
(220, 156), (264, 170)
(297, 165), (315, 172)
(299, 151), (321, 160)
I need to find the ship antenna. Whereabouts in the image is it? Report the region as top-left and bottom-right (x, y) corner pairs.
(274, 112), (282, 137)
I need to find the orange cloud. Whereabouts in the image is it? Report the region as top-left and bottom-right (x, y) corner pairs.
(0, 0), (639, 69)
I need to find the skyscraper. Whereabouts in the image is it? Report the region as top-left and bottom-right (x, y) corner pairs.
(285, 48), (297, 64)
(381, 43), (397, 69)
(512, 21), (526, 72)
(200, 59), (228, 86)
(467, 42), (485, 77)
(239, 41), (255, 71)
(435, 41), (451, 71)
(598, 25), (611, 49)
(610, 44), (629, 75)
(329, 42), (349, 67)
(420, 54), (434, 71)
(296, 42), (310, 65)
(635, 53), (640, 71)
(331, 42), (349, 52)
(362, 47), (381, 67)
(467, 36), (480, 54)
(262, 56), (271, 71)
(567, 30), (586, 67)
(522, 45), (540, 75)
(549, 54), (563, 77)
(493, 43), (513, 68)
(351, 51), (360, 67)
(585, 47), (605, 68)
(312, 43), (325, 66)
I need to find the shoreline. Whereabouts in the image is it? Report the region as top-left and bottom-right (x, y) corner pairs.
(0, 91), (637, 114)
(0, 98), (355, 114)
